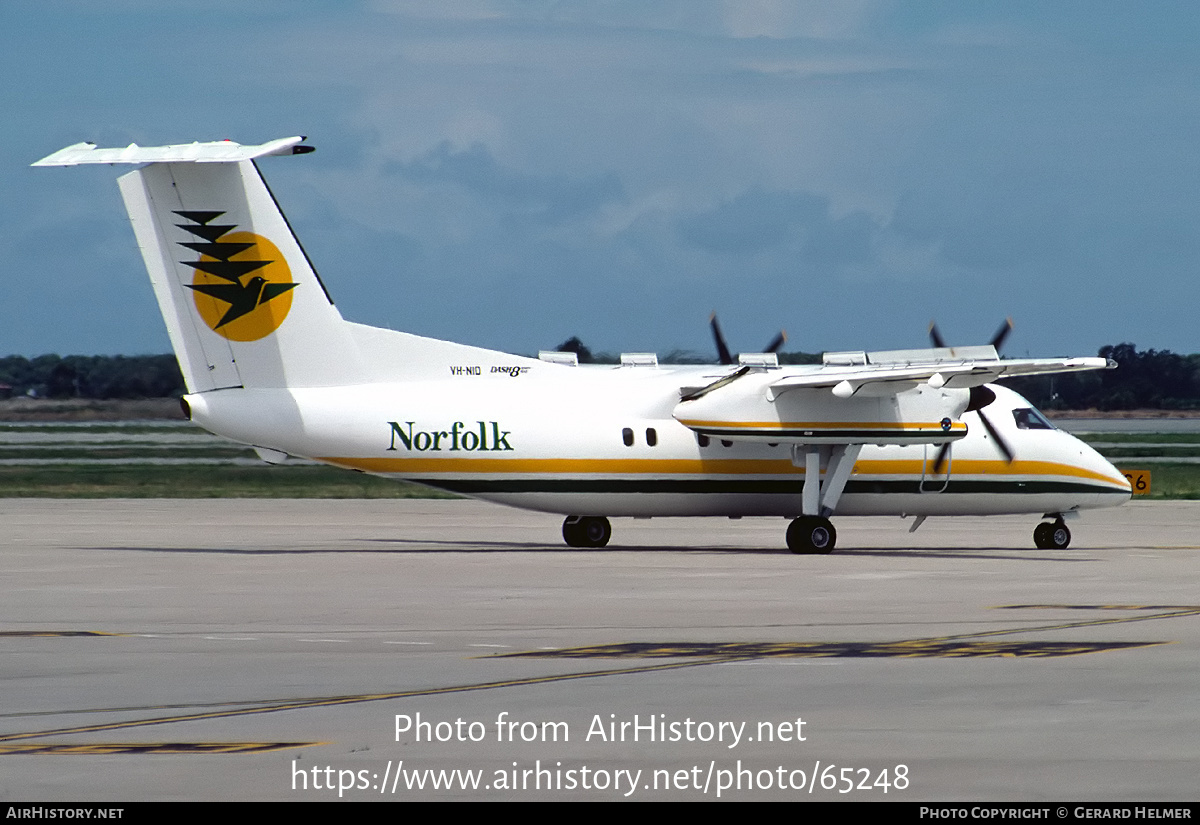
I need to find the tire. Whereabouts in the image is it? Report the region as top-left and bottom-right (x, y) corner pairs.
(562, 516), (611, 548)
(1033, 522), (1052, 549)
(786, 516), (837, 555)
(1034, 521), (1071, 550)
(562, 517), (584, 547)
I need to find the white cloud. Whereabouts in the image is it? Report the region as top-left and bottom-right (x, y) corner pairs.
(720, 0), (880, 40)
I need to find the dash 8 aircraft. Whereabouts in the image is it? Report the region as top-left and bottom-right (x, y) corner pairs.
(35, 136), (1130, 554)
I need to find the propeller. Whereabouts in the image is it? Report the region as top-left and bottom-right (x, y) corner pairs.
(928, 321), (946, 349)
(932, 382), (1016, 474)
(929, 317), (1013, 353)
(710, 313), (787, 366)
(926, 321), (1017, 474)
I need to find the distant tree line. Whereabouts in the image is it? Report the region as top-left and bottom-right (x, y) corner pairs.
(1005, 343), (1200, 411)
(554, 336), (822, 366)
(0, 355), (184, 399)
(2, 342), (1198, 410)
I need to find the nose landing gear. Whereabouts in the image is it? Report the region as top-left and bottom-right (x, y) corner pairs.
(1034, 518), (1071, 549)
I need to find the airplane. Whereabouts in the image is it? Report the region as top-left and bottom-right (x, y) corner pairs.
(34, 136), (1131, 554)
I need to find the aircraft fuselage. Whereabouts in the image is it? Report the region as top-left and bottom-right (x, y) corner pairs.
(183, 368), (1129, 519)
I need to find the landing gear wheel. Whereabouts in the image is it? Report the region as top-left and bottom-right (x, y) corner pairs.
(787, 516), (837, 555)
(562, 516), (611, 548)
(1034, 520), (1071, 550)
(1034, 523), (1051, 548)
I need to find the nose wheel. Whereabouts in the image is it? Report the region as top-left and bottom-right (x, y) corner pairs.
(1034, 519), (1071, 549)
(562, 516), (612, 548)
(787, 516), (837, 554)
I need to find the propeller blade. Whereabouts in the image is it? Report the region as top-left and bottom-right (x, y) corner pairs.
(977, 408), (1015, 463)
(929, 326), (1012, 464)
(963, 382), (1013, 462)
(929, 321), (946, 349)
(930, 318), (1012, 352)
(990, 317), (1014, 353)
(764, 330), (787, 354)
(931, 442), (952, 474)
(710, 313), (734, 365)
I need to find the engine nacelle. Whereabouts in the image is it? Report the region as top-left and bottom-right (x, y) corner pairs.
(673, 374), (970, 445)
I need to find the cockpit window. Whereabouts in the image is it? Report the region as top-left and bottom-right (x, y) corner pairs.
(1012, 408), (1054, 430)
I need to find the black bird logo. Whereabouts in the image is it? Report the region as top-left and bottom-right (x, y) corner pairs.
(175, 211), (297, 331)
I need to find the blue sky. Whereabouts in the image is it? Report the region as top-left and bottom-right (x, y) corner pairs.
(3, 1), (1198, 359)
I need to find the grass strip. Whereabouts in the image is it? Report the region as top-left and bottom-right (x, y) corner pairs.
(0, 464), (458, 499)
(1120, 463), (1200, 500)
(0, 448), (252, 460)
(1077, 432), (1200, 444)
(1097, 447), (1200, 459)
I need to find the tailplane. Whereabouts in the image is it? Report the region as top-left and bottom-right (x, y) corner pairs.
(35, 138), (363, 392)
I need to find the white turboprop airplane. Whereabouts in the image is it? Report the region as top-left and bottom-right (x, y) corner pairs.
(35, 136), (1131, 554)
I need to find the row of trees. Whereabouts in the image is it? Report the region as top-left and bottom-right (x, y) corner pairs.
(0, 355), (184, 400)
(3, 343), (1199, 410)
(1005, 343), (1200, 411)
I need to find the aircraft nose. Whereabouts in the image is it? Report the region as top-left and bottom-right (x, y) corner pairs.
(1077, 437), (1132, 499)
(1101, 456), (1132, 494)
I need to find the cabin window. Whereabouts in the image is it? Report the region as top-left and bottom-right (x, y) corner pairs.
(1012, 408), (1054, 430)
(622, 427), (634, 447)
(646, 428), (657, 447)
(721, 439), (733, 448)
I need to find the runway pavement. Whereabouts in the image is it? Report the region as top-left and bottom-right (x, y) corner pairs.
(1, 498), (1197, 801)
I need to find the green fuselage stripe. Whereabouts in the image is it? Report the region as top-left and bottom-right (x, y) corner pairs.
(419, 478), (1118, 496)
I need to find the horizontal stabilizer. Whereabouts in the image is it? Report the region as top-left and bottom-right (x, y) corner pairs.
(33, 137), (311, 167)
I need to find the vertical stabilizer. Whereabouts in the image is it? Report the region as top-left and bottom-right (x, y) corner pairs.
(38, 139), (363, 392)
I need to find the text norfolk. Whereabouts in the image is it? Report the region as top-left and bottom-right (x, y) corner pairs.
(387, 421), (514, 452)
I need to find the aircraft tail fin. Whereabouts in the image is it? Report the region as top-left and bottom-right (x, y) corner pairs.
(35, 138), (363, 392)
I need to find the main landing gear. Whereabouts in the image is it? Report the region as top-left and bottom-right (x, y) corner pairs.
(1034, 518), (1071, 549)
(786, 516), (836, 555)
(783, 443), (858, 556)
(562, 516), (612, 548)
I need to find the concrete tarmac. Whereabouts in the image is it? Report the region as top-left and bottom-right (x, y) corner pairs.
(1, 498), (1197, 801)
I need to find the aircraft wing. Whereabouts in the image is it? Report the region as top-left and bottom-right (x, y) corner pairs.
(767, 354), (1113, 399)
(673, 348), (1114, 446)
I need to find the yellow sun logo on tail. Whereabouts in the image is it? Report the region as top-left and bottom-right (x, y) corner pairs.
(175, 211), (297, 341)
